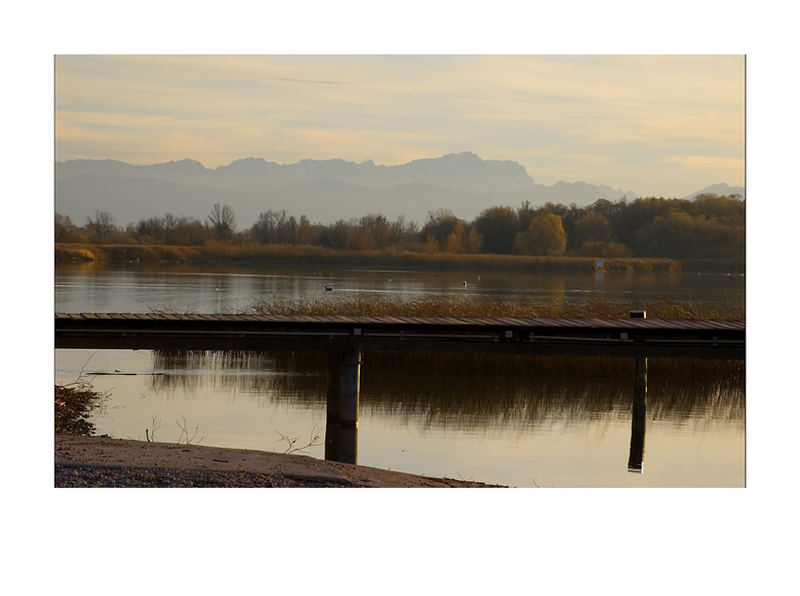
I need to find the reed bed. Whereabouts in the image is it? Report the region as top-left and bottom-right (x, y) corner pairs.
(54, 245), (97, 262)
(55, 242), (680, 273)
(55, 243), (203, 263)
(248, 294), (744, 320)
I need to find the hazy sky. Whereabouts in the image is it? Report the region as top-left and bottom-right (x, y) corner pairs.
(55, 54), (744, 197)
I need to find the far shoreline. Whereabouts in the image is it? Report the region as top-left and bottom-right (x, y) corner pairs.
(54, 241), (706, 274)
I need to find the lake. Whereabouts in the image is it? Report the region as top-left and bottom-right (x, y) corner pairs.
(54, 262), (745, 487)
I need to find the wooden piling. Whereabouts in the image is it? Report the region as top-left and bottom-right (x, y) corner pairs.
(628, 354), (647, 472)
(628, 310), (647, 472)
(325, 349), (362, 464)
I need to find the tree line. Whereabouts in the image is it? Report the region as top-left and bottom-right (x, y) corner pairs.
(55, 193), (744, 261)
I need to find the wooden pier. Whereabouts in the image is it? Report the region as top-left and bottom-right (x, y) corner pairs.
(55, 312), (744, 358)
(55, 312), (745, 470)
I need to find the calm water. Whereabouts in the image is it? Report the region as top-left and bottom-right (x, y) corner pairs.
(54, 261), (744, 314)
(54, 262), (745, 487)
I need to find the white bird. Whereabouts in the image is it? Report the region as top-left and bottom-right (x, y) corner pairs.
(461, 280), (468, 289)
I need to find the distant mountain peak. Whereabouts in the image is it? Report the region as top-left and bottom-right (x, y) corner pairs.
(149, 158), (207, 170)
(442, 151), (480, 160)
(227, 156), (267, 164)
(218, 157), (271, 170)
(685, 183), (745, 200)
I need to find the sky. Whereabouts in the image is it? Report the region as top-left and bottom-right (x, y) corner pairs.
(55, 54), (744, 198)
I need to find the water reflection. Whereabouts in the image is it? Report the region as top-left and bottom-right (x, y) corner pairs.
(150, 350), (326, 401)
(150, 351), (743, 425)
(148, 350), (744, 469)
(56, 262), (743, 315)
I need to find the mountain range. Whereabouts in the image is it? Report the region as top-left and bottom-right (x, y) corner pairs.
(54, 152), (743, 227)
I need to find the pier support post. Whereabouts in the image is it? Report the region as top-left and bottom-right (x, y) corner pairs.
(628, 355), (647, 472)
(325, 349), (361, 464)
(628, 310), (647, 472)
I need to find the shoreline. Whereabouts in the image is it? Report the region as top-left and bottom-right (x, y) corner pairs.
(55, 435), (503, 488)
(54, 242), (686, 274)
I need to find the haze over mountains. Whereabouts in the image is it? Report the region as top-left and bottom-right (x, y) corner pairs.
(55, 152), (743, 227)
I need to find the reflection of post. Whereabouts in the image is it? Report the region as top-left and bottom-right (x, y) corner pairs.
(628, 309), (647, 473)
(628, 355), (647, 472)
(325, 349), (361, 464)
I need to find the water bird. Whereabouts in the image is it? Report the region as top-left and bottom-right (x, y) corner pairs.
(461, 280), (468, 289)
(325, 286), (333, 291)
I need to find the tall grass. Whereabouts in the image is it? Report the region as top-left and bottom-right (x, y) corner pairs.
(55, 243), (203, 263)
(248, 294), (744, 320)
(55, 245), (96, 262)
(55, 242), (680, 273)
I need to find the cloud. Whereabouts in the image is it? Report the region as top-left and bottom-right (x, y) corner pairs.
(664, 155), (745, 170)
(262, 76), (353, 85)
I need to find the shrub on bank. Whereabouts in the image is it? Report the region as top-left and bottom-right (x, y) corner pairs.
(55, 383), (107, 436)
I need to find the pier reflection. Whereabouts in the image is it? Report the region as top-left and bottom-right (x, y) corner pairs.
(628, 356), (647, 472)
(324, 418), (357, 464)
(150, 350), (744, 469)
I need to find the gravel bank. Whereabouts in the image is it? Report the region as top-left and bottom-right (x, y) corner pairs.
(55, 462), (356, 487)
(55, 435), (502, 488)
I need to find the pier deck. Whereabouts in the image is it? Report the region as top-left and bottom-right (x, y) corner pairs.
(55, 312), (745, 359)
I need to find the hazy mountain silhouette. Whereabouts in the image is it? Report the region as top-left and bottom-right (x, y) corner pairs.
(684, 183), (745, 200)
(55, 152), (728, 226)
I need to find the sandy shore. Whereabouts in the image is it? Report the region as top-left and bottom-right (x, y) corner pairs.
(55, 435), (501, 488)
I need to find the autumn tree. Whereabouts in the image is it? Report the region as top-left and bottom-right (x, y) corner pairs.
(420, 209), (459, 251)
(611, 197), (681, 254)
(513, 212), (567, 256)
(573, 211), (611, 245)
(207, 203), (236, 241)
(388, 216), (419, 249)
(134, 214), (209, 245)
(517, 200), (536, 232)
(473, 206), (518, 254)
(251, 209), (307, 244)
(55, 213), (85, 243)
(313, 219), (354, 250)
(645, 209), (743, 260)
(136, 216), (166, 242)
(443, 221), (468, 253)
(171, 218), (209, 245)
(359, 214), (392, 250)
(85, 210), (117, 241)
(298, 215), (312, 245)
(689, 193), (745, 223)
